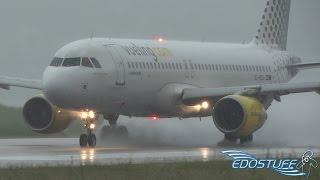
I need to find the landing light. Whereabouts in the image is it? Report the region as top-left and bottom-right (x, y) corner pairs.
(81, 112), (88, 119)
(89, 123), (95, 130)
(80, 110), (96, 119)
(194, 104), (201, 111)
(192, 101), (210, 111)
(88, 111), (95, 119)
(201, 101), (209, 109)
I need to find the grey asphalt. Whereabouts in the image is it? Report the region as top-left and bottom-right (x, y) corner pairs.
(0, 138), (318, 168)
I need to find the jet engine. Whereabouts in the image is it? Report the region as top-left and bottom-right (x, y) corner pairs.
(213, 95), (267, 137)
(23, 96), (75, 134)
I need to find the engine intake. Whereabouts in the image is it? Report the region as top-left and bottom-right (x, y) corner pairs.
(23, 96), (74, 134)
(213, 95), (267, 137)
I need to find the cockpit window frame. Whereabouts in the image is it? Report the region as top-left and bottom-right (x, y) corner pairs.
(90, 57), (102, 68)
(81, 57), (94, 68)
(62, 57), (81, 67)
(50, 56), (101, 68)
(50, 57), (64, 67)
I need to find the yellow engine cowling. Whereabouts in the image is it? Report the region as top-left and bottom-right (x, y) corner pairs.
(23, 96), (75, 134)
(213, 95), (267, 137)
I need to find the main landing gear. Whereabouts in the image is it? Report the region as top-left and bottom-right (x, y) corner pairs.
(79, 111), (97, 148)
(218, 134), (253, 147)
(100, 114), (128, 141)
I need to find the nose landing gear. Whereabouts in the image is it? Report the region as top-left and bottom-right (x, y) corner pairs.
(79, 128), (97, 147)
(79, 111), (97, 148)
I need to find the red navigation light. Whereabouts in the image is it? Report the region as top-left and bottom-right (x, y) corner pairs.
(149, 115), (160, 121)
(157, 37), (164, 43)
(155, 36), (165, 43)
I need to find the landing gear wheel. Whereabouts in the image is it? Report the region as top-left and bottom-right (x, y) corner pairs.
(217, 134), (238, 147)
(225, 135), (237, 143)
(104, 114), (119, 127)
(100, 125), (129, 141)
(79, 134), (88, 147)
(100, 126), (112, 139)
(88, 134), (97, 147)
(240, 134), (253, 144)
(117, 126), (128, 140)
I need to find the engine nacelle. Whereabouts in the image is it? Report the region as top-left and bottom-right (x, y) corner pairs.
(213, 95), (267, 137)
(23, 96), (74, 134)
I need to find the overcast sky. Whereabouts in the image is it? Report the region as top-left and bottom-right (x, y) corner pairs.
(0, 0), (319, 105)
(0, 0), (319, 146)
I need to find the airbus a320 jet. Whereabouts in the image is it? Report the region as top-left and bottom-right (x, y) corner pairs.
(1, 0), (319, 147)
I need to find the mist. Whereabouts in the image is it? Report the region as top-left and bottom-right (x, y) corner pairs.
(0, 0), (320, 147)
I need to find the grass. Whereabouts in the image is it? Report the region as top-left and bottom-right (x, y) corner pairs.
(0, 104), (81, 138)
(0, 160), (319, 180)
(0, 105), (36, 137)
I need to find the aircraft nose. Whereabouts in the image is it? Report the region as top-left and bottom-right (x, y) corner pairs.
(43, 67), (82, 108)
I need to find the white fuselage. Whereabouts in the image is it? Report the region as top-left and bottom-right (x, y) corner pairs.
(42, 38), (296, 118)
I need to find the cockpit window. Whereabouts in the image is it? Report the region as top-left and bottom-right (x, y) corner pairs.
(90, 57), (102, 68)
(50, 57), (63, 67)
(62, 57), (81, 67)
(81, 57), (93, 68)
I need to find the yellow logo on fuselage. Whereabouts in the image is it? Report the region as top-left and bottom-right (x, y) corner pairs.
(121, 44), (173, 62)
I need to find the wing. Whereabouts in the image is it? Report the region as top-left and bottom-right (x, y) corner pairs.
(182, 81), (320, 104)
(0, 76), (42, 90)
(287, 61), (320, 70)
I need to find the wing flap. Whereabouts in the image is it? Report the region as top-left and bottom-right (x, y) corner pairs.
(0, 76), (42, 90)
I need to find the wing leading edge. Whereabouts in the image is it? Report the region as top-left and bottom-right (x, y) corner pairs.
(0, 76), (42, 90)
(287, 62), (320, 70)
(182, 82), (320, 103)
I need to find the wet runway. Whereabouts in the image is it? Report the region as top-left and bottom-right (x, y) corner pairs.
(0, 138), (319, 168)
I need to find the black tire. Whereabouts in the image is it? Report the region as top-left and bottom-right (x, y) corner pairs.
(100, 126), (112, 139)
(225, 134), (237, 143)
(117, 126), (129, 140)
(88, 134), (97, 147)
(103, 114), (119, 121)
(79, 134), (88, 147)
(240, 134), (253, 144)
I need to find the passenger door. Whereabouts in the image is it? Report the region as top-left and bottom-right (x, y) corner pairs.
(182, 59), (190, 79)
(106, 45), (126, 86)
(188, 59), (195, 79)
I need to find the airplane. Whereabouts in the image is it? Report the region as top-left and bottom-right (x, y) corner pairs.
(1, 0), (319, 147)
